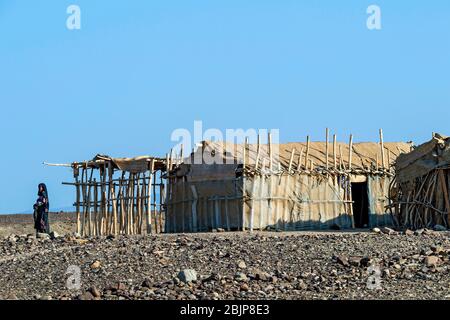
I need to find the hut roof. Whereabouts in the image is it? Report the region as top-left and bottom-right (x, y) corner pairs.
(396, 133), (450, 183)
(71, 154), (166, 173)
(187, 140), (412, 174)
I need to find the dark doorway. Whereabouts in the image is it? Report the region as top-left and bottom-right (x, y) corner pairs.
(351, 182), (369, 228)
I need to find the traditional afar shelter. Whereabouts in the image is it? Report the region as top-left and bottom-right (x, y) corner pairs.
(48, 129), (411, 235)
(389, 133), (450, 230)
(165, 130), (412, 232)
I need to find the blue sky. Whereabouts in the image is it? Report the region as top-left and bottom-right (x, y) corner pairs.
(0, 1), (449, 213)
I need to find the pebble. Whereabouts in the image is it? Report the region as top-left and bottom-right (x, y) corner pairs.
(177, 269), (197, 283)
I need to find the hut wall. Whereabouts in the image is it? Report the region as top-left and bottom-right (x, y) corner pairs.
(165, 164), (243, 233)
(165, 169), (395, 232)
(367, 175), (393, 227)
(243, 174), (353, 230)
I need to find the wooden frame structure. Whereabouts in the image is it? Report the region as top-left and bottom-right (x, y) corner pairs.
(49, 155), (167, 236)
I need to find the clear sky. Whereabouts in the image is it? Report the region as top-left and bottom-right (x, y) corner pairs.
(0, 1), (449, 213)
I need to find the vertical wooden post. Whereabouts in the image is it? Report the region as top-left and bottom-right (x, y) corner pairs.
(93, 178), (98, 236)
(165, 153), (170, 233)
(147, 159), (154, 234)
(80, 166), (86, 236)
(325, 128), (329, 171)
(288, 148), (296, 173)
(333, 134), (337, 170)
(379, 129), (386, 170)
(136, 173), (141, 234)
(348, 134), (353, 171)
(242, 138), (248, 231)
(255, 132), (261, 169)
(268, 132), (273, 171)
(297, 147), (304, 172)
(304, 136), (310, 168)
(74, 166), (81, 235)
(159, 172), (165, 233)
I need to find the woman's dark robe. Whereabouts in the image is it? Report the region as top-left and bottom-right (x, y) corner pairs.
(33, 184), (50, 233)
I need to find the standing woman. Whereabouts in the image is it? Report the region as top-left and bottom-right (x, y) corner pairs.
(33, 183), (50, 234)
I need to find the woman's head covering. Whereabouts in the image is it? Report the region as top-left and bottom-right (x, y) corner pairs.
(38, 183), (49, 210)
(38, 183), (48, 197)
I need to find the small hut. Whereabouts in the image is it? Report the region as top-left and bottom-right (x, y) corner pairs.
(389, 133), (450, 230)
(165, 131), (411, 232)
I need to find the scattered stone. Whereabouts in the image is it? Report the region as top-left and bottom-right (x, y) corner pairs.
(381, 227), (395, 235)
(372, 227), (381, 233)
(89, 287), (101, 298)
(177, 269), (197, 283)
(430, 245), (444, 254)
(142, 279), (152, 288)
(424, 256), (440, 267)
(404, 229), (414, 236)
(49, 231), (60, 239)
(240, 283), (249, 291)
(234, 272), (248, 282)
(335, 255), (349, 267)
(78, 291), (95, 300)
(90, 260), (101, 269)
(296, 280), (308, 290)
(433, 224), (447, 231)
(237, 260), (247, 269)
(349, 256), (362, 267)
(36, 233), (50, 239)
(359, 257), (371, 267)
(254, 270), (270, 281)
(217, 228), (225, 232)
(415, 229), (425, 235)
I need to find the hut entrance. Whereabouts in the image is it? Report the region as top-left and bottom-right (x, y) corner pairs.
(351, 182), (369, 228)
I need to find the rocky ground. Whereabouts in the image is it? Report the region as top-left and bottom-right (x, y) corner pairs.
(0, 227), (449, 300)
(0, 213), (76, 238)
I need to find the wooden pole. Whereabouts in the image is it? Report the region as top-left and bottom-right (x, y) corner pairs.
(255, 132), (261, 169)
(379, 129), (386, 170)
(86, 168), (94, 236)
(136, 173), (141, 234)
(268, 132), (273, 171)
(305, 136), (310, 168)
(348, 134), (353, 171)
(325, 128), (329, 171)
(147, 159), (154, 234)
(333, 134), (337, 170)
(438, 170), (450, 226)
(242, 139), (248, 231)
(93, 178), (98, 236)
(387, 149), (391, 171)
(74, 166), (81, 235)
(80, 167), (86, 236)
(297, 147), (304, 172)
(288, 148), (296, 173)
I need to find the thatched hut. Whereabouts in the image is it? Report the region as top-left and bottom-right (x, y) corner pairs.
(165, 132), (411, 232)
(389, 133), (450, 230)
